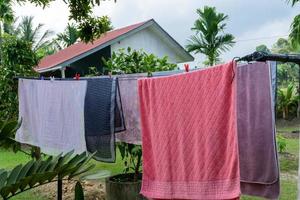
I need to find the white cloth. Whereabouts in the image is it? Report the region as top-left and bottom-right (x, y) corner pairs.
(16, 79), (88, 155)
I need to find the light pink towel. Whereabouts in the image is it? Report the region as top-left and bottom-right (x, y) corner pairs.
(116, 75), (145, 145)
(138, 62), (240, 200)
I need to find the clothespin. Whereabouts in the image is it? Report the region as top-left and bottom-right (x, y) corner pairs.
(184, 64), (190, 72)
(74, 73), (80, 80)
(50, 76), (55, 81)
(108, 72), (112, 78)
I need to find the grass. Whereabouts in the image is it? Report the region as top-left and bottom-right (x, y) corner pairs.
(276, 118), (300, 133)
(279, 138), (299, 173)
(241, 180), (298, 200)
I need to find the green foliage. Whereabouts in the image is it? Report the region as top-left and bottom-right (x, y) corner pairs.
(186, 6), (235, 66)
(103, 47), (177, 76)
(271, 38), (299, 54)
(255, 44), (271, 53)
(0, 0), (14, 25)
(54, 23), (80, 49)
(278, 84), (299, 119)
(1, 0), (113, 43)
(287, 0), (300, 6)
(117, 143), (142, 182)
(0, 119), (21, 153)
(77, 15), (113, 43)
(74, 181), (84, 200)
(277, 135), (288, 153)
(86, 66), (101, 76)
(0, 34), (38, 120)
(0, 151), (95, 200)
(13, 16), (54, 53)
(276, 63), (299, 87)
(290, 15), (300, 47)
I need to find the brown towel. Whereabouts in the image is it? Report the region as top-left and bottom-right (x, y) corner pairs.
(237, 62), (280, 199)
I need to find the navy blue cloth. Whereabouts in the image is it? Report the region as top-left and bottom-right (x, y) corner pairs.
(84, 78), (125, 162)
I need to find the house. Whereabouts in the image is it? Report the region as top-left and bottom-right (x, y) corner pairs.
(36, 19), (194, 77)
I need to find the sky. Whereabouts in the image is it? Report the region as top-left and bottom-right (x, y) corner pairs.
(14, 0), (300, 66)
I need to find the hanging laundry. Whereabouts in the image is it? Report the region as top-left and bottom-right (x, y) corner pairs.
(269, 61), (277, 109)
(138, 61), (240, 199)
(116, 74), (144, 145)
(84, 77), (125, 162)
(237, 62), (280, 199)
(16, 79), (87, 155)
(116, 71), (183, 145)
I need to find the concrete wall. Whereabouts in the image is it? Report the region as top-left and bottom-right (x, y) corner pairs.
(110, 26), (184, 63)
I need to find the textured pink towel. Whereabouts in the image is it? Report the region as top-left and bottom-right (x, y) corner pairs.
(138, 61), (240, 200)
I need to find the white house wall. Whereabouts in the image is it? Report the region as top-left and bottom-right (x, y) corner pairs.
(110, 27), (184, 64)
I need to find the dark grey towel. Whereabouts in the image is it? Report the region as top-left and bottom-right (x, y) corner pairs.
(237, 62), (280, 199)
(84, 78), (125, 162)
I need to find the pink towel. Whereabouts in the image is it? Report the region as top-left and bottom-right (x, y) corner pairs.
(138, 61), (240, 200)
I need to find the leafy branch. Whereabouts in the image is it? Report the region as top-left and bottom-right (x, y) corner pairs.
(0, 150), (95, 200)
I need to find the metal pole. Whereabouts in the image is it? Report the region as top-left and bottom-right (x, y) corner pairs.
(57, 179), (62, 200)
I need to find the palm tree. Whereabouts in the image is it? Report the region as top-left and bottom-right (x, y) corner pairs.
(15, 16), (53, 53)
(290, 15), (300, 46)
(287, 0), (300, 46)
(186, 6), (235, 66)
(54, 23), (79, 50)
(288, 0), (300, 6)
(0, 0), (14, 36)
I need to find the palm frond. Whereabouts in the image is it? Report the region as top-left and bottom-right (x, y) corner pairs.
(186, 35), (206, 54)
(187, 6), (235, 66)
(34, 29), (54, 52)
(0, 151), (95, 199)
(15, 16), (53, 52)
(287, 0), (300, 6)
(290, 15), (300, 47)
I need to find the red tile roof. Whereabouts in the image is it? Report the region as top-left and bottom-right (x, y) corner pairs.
(36, 20), (149, 71)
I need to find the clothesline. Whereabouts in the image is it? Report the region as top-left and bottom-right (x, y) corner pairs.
(237, 51), (300, 64)
(15, 61), (281, 199)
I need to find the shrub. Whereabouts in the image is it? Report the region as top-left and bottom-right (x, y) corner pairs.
(0, 34), (38, 120)
(103, 47), (177, 76)
(276, 135), (287, 154)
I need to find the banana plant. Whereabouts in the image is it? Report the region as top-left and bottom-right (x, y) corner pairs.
(0, 119), (21, 152)
(0, 119), (41, 159)
(0, 150), (95, 200)
(277, 84), (299, 119)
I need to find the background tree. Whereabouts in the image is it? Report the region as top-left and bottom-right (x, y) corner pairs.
(287, 0), (300, 46)
(14, 16), (53, 53)
(186, 6), (235, 66)
(4, 0), (114, 43)
(0, 0), (14, 36)
(103, 47), (177, 76)
(54, 23), (80, 50)
(0, 34), (37, 120)
(278, 84), (299, 119)
(256, 44), (271, 53)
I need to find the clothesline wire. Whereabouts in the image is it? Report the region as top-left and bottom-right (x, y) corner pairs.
(235, 34), (289, 42)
